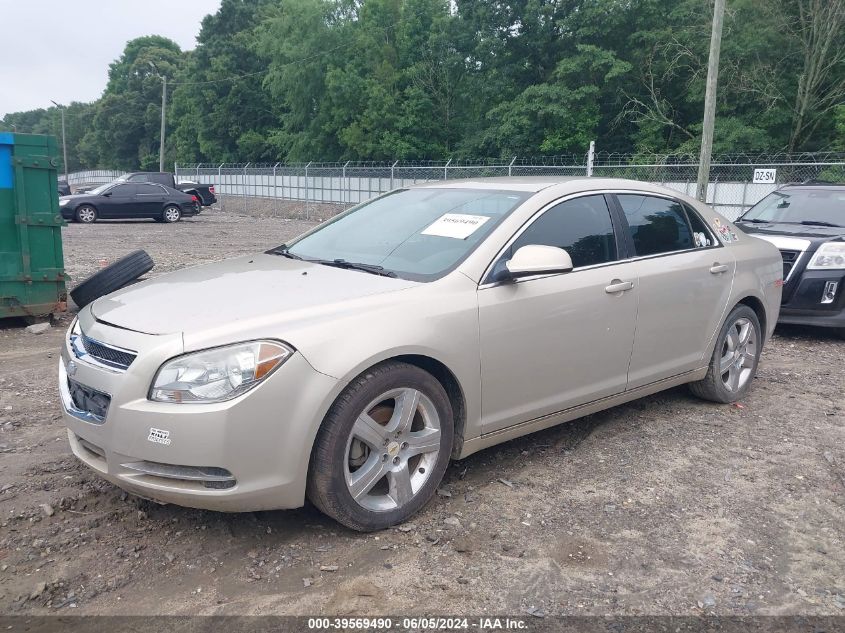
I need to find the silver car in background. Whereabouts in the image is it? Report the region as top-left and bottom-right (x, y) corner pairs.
(59, 178), (783, 531)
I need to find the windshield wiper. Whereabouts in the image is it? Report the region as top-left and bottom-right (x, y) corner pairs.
(318, 259), (397, 277)
(737, 218), (769, 223)
(267, 246), (303, 260)
(799, 220), (842, 228)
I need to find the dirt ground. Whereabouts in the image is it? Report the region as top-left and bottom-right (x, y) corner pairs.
(0, 200), (843, 617)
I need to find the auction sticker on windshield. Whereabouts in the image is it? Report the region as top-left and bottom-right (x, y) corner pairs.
(421, 213), (490, 239)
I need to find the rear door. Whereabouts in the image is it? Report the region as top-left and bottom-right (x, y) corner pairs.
(478, 194), (640, 433)
(136, 183), (167, 217)
(611, 193), (735, 389)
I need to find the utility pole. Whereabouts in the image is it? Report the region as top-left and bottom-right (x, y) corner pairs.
(159, 75), (167, 173)
(148, 61), (167, 172)
(50, 100), (69, 183)
(696, 0), (726, 203)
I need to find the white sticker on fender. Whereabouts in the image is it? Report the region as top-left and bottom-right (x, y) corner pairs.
(421, 213), (490, 239)
(148, 428), (171, 446)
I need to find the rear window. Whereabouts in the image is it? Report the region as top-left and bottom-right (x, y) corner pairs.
(617, 194), (693, 256)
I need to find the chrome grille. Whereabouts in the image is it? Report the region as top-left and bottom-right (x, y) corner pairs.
(72, 333), (136, 370)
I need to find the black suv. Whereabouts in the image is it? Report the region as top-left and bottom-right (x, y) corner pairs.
(735, 183), (845, 337)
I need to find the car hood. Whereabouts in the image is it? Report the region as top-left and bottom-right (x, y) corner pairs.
(736, 221), (845, 239)
(90, 254), (419, 336)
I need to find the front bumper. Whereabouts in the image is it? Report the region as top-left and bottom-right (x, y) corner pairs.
(779, 269), (845, 329)
(59, 316), (338, 512)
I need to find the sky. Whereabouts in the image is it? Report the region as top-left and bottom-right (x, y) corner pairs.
(0, 0), (222, 118)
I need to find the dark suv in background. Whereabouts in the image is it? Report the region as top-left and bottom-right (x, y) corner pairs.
(735, 183), (845, 337)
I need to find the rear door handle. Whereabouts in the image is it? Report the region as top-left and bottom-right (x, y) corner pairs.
(605, 280), (635, 294)
(710, 263), (729, 274)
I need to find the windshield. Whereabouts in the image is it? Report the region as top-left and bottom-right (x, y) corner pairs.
(114, 174), (129, 182)
(741, 188), (845, 226)
(285, 188), (531, 280)
(87, 183), (113, 195)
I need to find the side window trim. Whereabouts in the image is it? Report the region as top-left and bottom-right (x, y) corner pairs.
(607, 191), (724, 261)
(481, 191), (623, 286)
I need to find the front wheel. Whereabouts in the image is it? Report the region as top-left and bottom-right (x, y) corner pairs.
(75, 205), (97, 224)
(307, 362), (454, 531)
(689, 304), (762, 403)
(162, 205), (181, 223)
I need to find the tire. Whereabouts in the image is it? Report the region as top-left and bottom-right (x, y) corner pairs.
(689, 304), (762, 403)
(307, 361), (454, 531)
(75, 205), (97, 224)
(69, 250), (155, 309)
(162, 205), (181, 223)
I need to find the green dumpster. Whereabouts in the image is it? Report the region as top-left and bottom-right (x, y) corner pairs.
(0, 132), (67, 320)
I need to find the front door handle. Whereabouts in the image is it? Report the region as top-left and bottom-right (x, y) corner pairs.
(710, 263), (729, 274)
(605, 280), (635, 294)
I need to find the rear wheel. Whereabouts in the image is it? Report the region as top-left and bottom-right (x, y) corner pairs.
(689, 304), (762, 403)
(162, 205), (181, 223)
(307, 362), (454, 531)
(75, 205), (97, 224)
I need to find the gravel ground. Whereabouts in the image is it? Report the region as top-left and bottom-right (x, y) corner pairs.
(0, 201), (843, 616)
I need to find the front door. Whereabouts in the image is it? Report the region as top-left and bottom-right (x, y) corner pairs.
(100, 183), (138, 218)
(478, 194), (639, 434)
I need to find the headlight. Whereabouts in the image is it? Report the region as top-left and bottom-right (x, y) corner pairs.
(807, 242), (845, 270)
(149, 341), (293, 403)
(59, 198), (70, 207)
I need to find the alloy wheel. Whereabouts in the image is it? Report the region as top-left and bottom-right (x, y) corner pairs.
(344, 387), (441, 512)
(164, 207), (180, 222)
(719, 317), (757, 392)
(77, 207), (96, 223)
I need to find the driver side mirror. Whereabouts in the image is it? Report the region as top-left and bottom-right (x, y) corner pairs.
(495, 245), (574, 282)
(102, 191), (112, 197)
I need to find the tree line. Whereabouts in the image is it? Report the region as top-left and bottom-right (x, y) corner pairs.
(3, 0), (844, 172)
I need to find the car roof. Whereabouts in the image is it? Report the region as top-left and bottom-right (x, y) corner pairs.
(409, 176), (685, 196)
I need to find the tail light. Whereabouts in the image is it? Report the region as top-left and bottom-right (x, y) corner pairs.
(209, 186), (215, 194)
(191, 195), (198, 202)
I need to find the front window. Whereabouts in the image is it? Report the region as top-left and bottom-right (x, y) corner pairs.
(741, 189), (845, 227)
(506, 195), (618, 267)
(284, 188), (530, 280)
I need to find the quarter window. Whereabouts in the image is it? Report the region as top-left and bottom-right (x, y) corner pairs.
(508, 195), (618, 267)
(684, 206), (717, 247)
(617, 195), (694, 256)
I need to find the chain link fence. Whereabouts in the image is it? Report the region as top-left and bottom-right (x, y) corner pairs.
(175, 153), (845, 221)
(66, 169), (125, 187)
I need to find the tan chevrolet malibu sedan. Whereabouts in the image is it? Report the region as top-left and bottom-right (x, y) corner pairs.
(59, 178), (783, 531)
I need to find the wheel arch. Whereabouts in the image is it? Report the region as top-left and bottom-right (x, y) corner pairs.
(735, 295), (767, 337)
(389, 354), (467, 459)
(314, 352), (469, 461)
